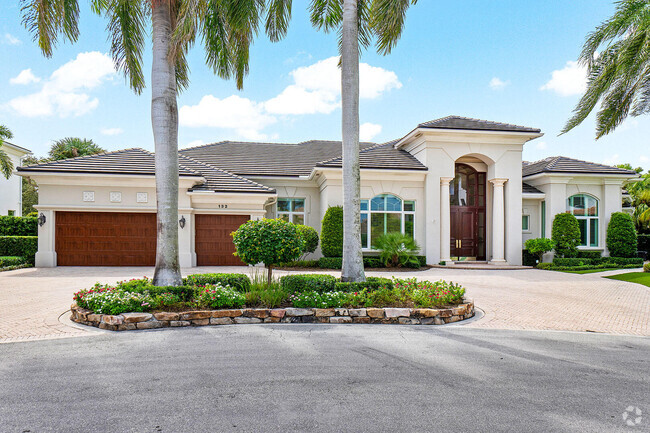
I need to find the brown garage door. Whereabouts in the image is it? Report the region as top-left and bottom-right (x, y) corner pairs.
(56, 211), (156, 266)
(195, 214), (249, 266)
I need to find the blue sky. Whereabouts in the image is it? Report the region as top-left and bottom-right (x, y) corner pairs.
(1, 1), (649, 170)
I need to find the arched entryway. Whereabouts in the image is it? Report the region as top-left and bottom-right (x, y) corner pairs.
(450, 163), (486, 261)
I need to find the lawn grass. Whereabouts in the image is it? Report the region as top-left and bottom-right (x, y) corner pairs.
(605, 272), (650, 287)
(561, 268), (620, 274)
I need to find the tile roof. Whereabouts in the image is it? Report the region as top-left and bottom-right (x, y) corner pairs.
(522, 182), (543, 194)
(17, 148), (201, 176)
(522, 156), (637, 177)
(316, 142), (427, 171)
(418, 115), (541, 133)
(179, 155), (275, 194)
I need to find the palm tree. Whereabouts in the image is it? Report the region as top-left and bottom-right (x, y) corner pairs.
(310, 0), (418, 282)
(0, 125), (14, 180)
(562, 0), (650, 137)
(21, 0), (291, 285)
(48, 137), (105, 160)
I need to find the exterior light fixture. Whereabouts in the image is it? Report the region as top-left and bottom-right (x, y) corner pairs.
(37, 212), (46, 227)
(179, 215), (186, 229)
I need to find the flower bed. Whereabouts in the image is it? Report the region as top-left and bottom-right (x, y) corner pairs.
(69, 273), (474, 331)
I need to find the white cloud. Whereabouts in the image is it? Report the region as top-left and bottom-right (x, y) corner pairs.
(179, 95), (276, 140)
(10, 69), (40, 85)
(360, 123), (382, 141)
(640, 155), (649, 163)
(265, 84), (339, 115)
(184, 139), (205, 148)
(603, 154), (620, 166)
(535, 141), (547, 150)
(540, 60), (587, 96)
(489, 77), (509, 90)
(6, 51), (115, 118)
(3, 33), (21, 45)
(101, 127), (123, 136)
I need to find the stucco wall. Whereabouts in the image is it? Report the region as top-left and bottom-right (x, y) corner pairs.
(1, 147), (28, 216)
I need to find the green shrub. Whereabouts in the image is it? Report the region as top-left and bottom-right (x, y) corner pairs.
(0, 256), (27, 268)
(578, 250), (602, 259)
(318, 257), (343, 269)
(524, 238), (555, 263)
(289, 291), (348, 308)
(602, 257), (643, 266)
(522, 249), (537, 266)
(606, 212), (637, 258)
(195, 284), (246, 309)
(74, 287), (154, 315)
(552, 213), (581, 258)
(375, 232), (420, 267)
(644, 263), (650, 273)
(278, 260), (320, 268)
(553, 257), (592, 267)
(321, 206), (343, 257)
(280, 274), (337, 294)
(183, 273), (251, 292)
(334, 277), (393, 292)
(232, 218), (303, 284)
(295, 225), (319, 257)
(536, 262), (553, 270)
(0, 236), (38, 261)
(0, 216), (37, 236)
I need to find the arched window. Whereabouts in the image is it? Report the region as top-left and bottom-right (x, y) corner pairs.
(567, 194), (599, 247)
(360, 194), (415, 249)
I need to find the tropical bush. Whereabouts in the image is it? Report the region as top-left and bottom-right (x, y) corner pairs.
(0, 236), (38, 261)
(280, 274), (337, 294)
(183, 273), (251, 292)
(290, 291), (348, 308)
(552, 213), (581, 258)
(320, 206), (343, 257)
(0, 216), (37, 236)
(374, 232), (420, 267)
(279, 260), (320, 268)
(606, 212), (637, 258)
(524, 238), (555, 264)
(0, 256), (28, 268)
(74, 286), (153, 315)
(295, 224), (319, 258)
(195, 284), (246, 309)
(232, 218), (303, 284)
(644, 263), (650, 273)
(334, 277), (393, 292)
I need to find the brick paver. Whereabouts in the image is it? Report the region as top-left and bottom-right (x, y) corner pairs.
(0, 266), (648, 343)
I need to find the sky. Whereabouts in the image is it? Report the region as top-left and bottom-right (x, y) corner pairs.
(1, 1), (649, 170)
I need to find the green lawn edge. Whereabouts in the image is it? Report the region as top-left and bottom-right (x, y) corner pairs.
(605, 272), (650, 287)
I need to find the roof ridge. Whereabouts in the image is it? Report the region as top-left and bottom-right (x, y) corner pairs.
(20, 147), (149, 168)
(316, 142), (388, 166)
(181, 140), (302, 152)
(179, 154), (274, 191)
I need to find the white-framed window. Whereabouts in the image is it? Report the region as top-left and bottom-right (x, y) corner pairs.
(7, 210), (15, 216)
(567, 194), (599, 247)
(522, 215), (530, 232)
(277, 198), (305, 224)
(360, 194), (415, 249)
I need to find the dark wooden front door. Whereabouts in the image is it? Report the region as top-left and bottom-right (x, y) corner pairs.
(449, 164), (486, 260)
(195, 214), (249, 266)
(55, 211), (156, 266)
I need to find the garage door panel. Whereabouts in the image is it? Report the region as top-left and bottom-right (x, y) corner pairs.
(195, 214), (248, 266)
(56, 211), (156, 266)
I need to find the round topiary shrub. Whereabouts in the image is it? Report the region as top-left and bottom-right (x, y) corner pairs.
(606, 212), (637, 258)
(321, 206), (343, 257)
(524, 237), (555, 264)
(231, 218), (303, 284)
(552, 213), (581, 258)
(295, 224), (319, 258)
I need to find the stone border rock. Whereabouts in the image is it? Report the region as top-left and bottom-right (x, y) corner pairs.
(70, 302), (474, 331)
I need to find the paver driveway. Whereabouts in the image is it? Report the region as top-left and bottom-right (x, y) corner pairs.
(0, 266), (649, 343)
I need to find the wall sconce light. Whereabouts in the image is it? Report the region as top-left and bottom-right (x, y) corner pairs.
(37, 212), (46, 227)
(179, 215), (186, 229)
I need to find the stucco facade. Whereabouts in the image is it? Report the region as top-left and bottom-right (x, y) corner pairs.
(1, 142), (31, 216)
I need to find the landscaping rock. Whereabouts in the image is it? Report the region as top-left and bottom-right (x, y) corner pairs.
(315, 308), (335, 317)
(180, 311), (212, 320)
(413, 308), (439, 318)
(136, 321), (163, 329)
(269, 309), (286, 318)
(384, 308), (410, 318)
(101, 315), (124, 326)
(211, 309), (242, 318)
(334, 308), (349, 316)
(209, 317), (233, 325)
(285, 308), (314, 317)
(234, 317), (262, 324)
(366, 308), (384, 319)
(87, 314), (103, 323)
(352, 317), (371, 324)
(446, 316), (462, 323)
(117, 323), (137, 331)
(264, 317), (281, 323)
(348, 308), (367, 317)
(433, 317), (445, 325)
(191, 319), (210, 326)
(420, 317), (434, 325)
(398, 317), (420, 325)
(329, 316), (352, 324)
(98, 323), (117, 331)
(153, 312), (179, 321)
(169, 321), (190, 327)
(452, 306), (466, 316)
(122, 312), (153, 323)
(438, 309), (453, 318)
(244, 309), (269, 319)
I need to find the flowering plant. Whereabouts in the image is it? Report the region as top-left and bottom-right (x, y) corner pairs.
(195, 284), (246, 309)
(289, 291), (348, 308)
(75, 288), (154, 315)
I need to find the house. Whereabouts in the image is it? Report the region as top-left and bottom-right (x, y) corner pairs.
(16, 116), (637, 268)
(1, 142), (31, 216)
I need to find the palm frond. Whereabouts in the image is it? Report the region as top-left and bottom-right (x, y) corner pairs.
(370, 0), (417, 55)
(0, 148), (15, 180)
(310, 0), (342, 33)
(20, 0), (80, 57)
(0, 125), (14, 141)
(265, 0), (291, 42)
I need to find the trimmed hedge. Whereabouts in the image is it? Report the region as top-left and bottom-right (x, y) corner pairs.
(334, 277), (393, 292)
(321, 206), (343, 257)
(131, 285), (196, 302)
(0, 216), (37, 236)
(280, 274), (337, 294)
(553, 257), (643, 267)
(0, 256), (28, 268)
(577, 250), (602, 259)
(0, 236), (38, 261)
(552, 213), (581, 258)
(318, 256), (426, 270)
(183, 273), (251, 292)
(545, 264), (640, 272)
(606, 212), (637, 258)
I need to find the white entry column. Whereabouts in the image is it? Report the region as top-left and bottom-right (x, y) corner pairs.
(440, 177), (454, 264)
(489, 178), (508, 264)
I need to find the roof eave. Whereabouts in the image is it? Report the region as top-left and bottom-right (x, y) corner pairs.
(394, 127), (544, 149)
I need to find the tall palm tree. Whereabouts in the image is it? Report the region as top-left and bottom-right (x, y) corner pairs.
(21, 0), (291, 285)
(0, 125), (15, 180)
(310, 0), (417, 282)
(562, 0), (650, 137)
(49, 137), (105, 160)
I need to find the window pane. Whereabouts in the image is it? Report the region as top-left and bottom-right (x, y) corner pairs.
(371, 196), (385, 211)
(404, 201), (415, 212)
(361, 214), (368, 248)
(277, 199), (290, 212)
(278, 213), (290, 222)
(385, 195), (402, 212)
(589, 218), (598, 247)
(360, 200), (368, 211)
(292, 199), (305, 213)
(386, 213), (401, 233)
(292, 214), (304, 225)
(541, 201), (546, 238)
(371, 213), (384, 247)
(405, 214), (414, 239)
(522, 215), (529, 231)
(578, 219), (587, 246)
(587, 197), (598, 216)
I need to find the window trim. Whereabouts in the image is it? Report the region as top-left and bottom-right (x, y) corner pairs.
(277, 197), (306, 225)
(360, 194), (416, 251)
(567, 194), (600, 248)
(522, 214), (530, 233)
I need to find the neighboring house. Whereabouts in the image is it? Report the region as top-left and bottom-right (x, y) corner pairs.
(1, 142), (31, 216)
(16, 116), (637, 268)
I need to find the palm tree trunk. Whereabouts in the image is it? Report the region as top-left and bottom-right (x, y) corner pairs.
(340, 0), (365, 282)
(151, 1), (182, 286)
